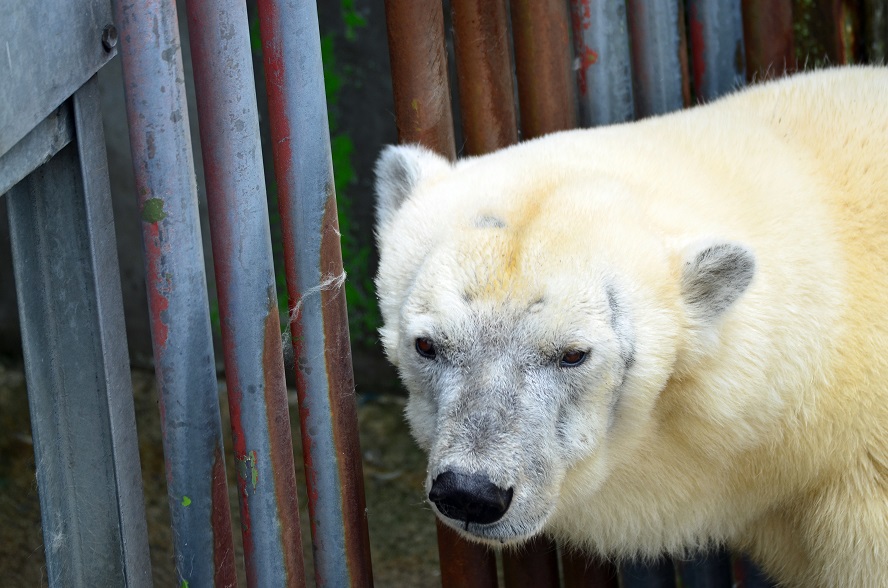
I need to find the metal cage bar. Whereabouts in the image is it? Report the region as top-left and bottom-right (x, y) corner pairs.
(741, 0), (795, 81)
(451, 0), (519, 155)
(510, 0), (578, 138)
(183, 1), (306, 585)
(626, 0), (691, 117)
(112, 0), (238, 585)
(256, 0), (374, 585)
(383, 0), (457, 159)
(570, 0), (635, 126)
(686, 0), (747, 101)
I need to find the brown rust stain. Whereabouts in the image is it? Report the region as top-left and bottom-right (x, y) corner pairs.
(211, 443), (238, 587)
(435, 520), (497, 588)
(384, 0), (456, 159)
(510, 0), (577, 138)
(262, 291), (307, 587)
(318, 183), (374, 585)
(451, 0), (518, 155)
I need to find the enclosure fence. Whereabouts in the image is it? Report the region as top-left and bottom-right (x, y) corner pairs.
(0, 0), (880, 586)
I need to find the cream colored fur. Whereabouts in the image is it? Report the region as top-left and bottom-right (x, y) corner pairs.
(374, 67), (888, 587)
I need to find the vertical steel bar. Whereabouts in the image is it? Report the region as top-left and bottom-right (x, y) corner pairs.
(741, 0), (795, 82)
(6, 76), (151, 587)
(257, 1), (374, 586)
(113, 0), (237, 585)
(384, 1), (498, 585)
(183, 1), (305, 586)
(626, 0), (690, 117)
(569, 0), (635, 126)
(383, 0), (457, 159)
(686, 0), (746, 101)
(510, 0), (578, 138)
(451, 0), (519, 155)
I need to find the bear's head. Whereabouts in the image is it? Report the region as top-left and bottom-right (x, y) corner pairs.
(373, 143), (756, 546)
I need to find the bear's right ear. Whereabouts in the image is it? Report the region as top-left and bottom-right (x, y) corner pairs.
(374, 144), (451, 229)
(680, 240), (756, 324)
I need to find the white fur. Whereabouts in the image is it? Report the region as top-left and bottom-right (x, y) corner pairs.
(374, 67), (888, 586)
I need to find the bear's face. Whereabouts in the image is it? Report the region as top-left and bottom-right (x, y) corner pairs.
(374, 144), (755, 545)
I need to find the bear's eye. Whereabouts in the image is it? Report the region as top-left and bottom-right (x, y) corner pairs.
(559, 350), (587, 368)
(415, 337), (437, 359)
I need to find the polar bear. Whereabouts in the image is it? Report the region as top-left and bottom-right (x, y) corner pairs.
(373, 67), (888, 586)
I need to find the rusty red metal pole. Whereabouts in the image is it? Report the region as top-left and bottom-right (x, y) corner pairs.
(451, 0), (518, 155)
(113, 0), (237, 585)
(384, 0), (457, 159)
(741, 0), (795, 82)
(435, 521), (498, 587)
(502, 536), (560, 587)
(510, 0), (578, 138)
(184, 0), (306, 585)
(257, 0), (374, 586)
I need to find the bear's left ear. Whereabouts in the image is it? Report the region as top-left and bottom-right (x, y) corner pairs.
(680, 241), (756, 323)
(374, 144), (451, 230)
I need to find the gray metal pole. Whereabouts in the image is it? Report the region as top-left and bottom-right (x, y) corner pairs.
(256, 1), (374, 586)
(626, 0), (690, 117)
(570, 0), (635, 126)
(113, 0), (238, 585)
(183, 0), (306, 586)
(6, 76), (152, 588)
(687, 0), (746, 101)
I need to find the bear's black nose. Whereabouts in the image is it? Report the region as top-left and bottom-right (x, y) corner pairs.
(428, 471), (513, 525)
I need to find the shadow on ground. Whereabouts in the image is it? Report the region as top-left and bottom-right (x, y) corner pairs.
(0, 358), (442, 586)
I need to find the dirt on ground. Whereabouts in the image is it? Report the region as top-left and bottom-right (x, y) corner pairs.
(0, 357), (443, 586)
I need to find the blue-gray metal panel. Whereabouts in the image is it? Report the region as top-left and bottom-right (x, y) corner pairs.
(571, 0), (635, 126)
(112, 0), (238, 585)
(183, 0), (306, 585)
(626, 0), (688, 117)
(0, 102), (74, 196)
(0, 0), (116, 157)
(257, 0), (374, 585)
(6, 75), (151, 587)
(687, 0), (746, 101)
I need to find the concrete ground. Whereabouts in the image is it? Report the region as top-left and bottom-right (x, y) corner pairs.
(0, 358), (442, 586)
